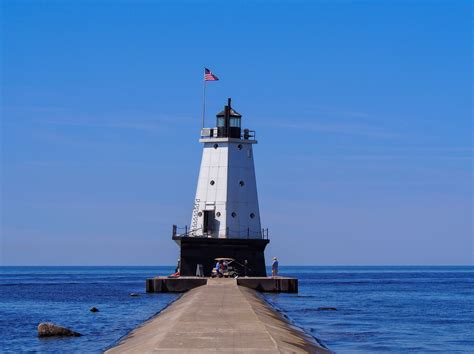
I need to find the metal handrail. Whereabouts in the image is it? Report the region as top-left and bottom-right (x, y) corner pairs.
(242, 129), (256, 140)
(172, 224), (269, 239)
(199, 128), (256, 141)
(172, 225), (203, 237)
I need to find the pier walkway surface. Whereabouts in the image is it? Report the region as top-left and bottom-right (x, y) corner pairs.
(106, 278), (330, 353)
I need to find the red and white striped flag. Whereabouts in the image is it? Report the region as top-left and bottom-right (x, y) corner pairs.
(204, 68), (219, 81)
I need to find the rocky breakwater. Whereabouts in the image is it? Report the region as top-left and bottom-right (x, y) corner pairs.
(37, 322), (82, 337)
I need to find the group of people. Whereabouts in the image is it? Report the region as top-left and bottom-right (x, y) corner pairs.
(214, 259), (229, 277)
(173, 256), (279, 278)
(214, 256), (278, 277)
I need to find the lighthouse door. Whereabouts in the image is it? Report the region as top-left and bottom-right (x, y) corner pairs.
(202, 210), (215, 235)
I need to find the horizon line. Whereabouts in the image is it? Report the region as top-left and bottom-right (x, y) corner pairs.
(1, 264), (473, 267)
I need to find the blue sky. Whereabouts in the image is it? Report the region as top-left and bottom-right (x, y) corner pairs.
(1, 0), (472, 265)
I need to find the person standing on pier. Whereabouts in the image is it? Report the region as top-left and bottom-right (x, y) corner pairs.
(272, 257), (279, 277)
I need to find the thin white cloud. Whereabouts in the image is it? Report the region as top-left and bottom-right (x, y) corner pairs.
(41, 114), (194, 134)
(275, 120), (401, 139)
(282, 146), (473, 161)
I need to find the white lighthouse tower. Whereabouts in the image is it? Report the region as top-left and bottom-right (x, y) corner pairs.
(190, 98), (261, 239)
(173, 98), (269, 276)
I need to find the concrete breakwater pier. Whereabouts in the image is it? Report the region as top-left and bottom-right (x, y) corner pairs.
(106, 279), (330, 353)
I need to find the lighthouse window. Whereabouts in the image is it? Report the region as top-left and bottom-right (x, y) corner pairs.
(216, 212), (221, 217)
(198, 212), (203, 217)
(210, 180), (215, 185)
(238, 144), (242, 150)
(231, 212), (236, 218)
(230, 117), (241, 128)
(239, 180), (245, 187)
(250, 213), (255, 219)
(213, 144), (218, 149)
(217, 117), (225, 127)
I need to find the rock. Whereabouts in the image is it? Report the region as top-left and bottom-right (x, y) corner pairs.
(90, 307), (99, 312)
(37, 322), (82, 337)
(317, 307), (337, 311)
(130, 293), (139, 297)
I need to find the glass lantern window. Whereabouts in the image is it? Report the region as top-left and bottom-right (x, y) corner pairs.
(230, 117), (241, 127)
(217, 117), (225, 127)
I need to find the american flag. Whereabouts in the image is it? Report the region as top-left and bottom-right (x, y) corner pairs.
(204, 68), (219, 81)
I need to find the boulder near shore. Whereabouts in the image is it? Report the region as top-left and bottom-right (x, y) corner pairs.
(37, 322), (82, 337)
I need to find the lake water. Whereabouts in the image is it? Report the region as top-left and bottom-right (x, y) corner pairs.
(1, 266), (473, 353)
(265, 266), (474, 353)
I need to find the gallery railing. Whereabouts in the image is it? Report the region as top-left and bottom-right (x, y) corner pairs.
(200, 128), (256, 140)
(172, 224), (269, 240)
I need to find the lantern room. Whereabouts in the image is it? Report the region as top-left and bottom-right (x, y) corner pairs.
(216, 98), (242, 138)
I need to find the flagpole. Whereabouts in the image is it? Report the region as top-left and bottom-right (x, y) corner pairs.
(201, 78), (207, 130)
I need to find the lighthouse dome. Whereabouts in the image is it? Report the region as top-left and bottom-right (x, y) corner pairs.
(216, 108), (242, 118)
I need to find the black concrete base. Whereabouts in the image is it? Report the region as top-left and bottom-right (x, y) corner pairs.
(145, 277), (298, 293)
(173, 236), (270, 277)
(146, 277), (207, 292)
(237, 277), (298, 293)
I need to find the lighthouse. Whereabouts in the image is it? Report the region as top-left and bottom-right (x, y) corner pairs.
(172, 98), (269, 276)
